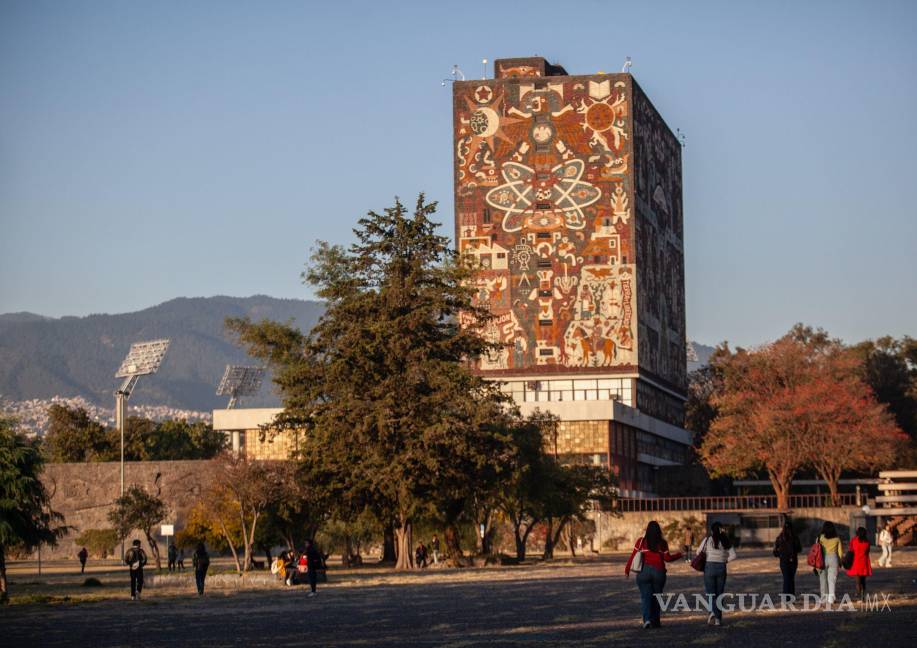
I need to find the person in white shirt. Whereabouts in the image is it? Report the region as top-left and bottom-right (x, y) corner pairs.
(697, 522), (737, 626)
(878, 523), (894, 567)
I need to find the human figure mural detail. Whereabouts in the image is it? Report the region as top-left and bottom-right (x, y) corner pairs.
(455, 69), (640, 373)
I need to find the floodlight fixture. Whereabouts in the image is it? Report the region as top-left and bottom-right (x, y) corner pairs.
(112, 338), (170, 558)
(216, 365), (265, 409)
(116, 339), (171, 378)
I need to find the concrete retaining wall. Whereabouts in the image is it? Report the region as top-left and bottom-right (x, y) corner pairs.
(40, 460), (216, 560)
(590, 506), (859, 551)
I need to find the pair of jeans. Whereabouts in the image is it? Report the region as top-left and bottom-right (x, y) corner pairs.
(779, 559), (797, 595)
(195, 567), (208, 595)
(878, 545), (892, 566)
(130, 568), (144, 598)
(635, 565), (666, 625)
(817, 553), (839, 602)
(704, 562), (728, 620)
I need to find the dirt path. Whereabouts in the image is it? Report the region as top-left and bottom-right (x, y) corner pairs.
(2, 551), (916, 647)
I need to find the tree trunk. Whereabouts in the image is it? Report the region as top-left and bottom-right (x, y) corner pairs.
(481, 525), (495, 556)
(0, 543), (8, 605)
(381, 522), (396, 563)
(543, 517), (555, 560)
(217, 516), (242, 573)
(514, 520), (536, 562)
(394, 519), (414, 570)
(444, 523), (464, 567)
(245, 511), (261, 571)
(565, 523), (576, 556)
(143, 529), (162, 571)
(768, 469), (792, 511)
(821, 468), (841, 506)
(342, 535), (353, 568)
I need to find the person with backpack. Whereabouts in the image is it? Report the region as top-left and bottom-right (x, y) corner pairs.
(304, 539), (322, 598)
(78, 547), (88, 574)
(124, 539), (147, 601)
(845, 526), (872, 601)
(815, 521), (844, 604)
(697, 522), (736, 626)
(878, 523), (894, 567)
(192, 542), (210, 596)
(773, 520), (802, 596)
(624, 520), (683, 629)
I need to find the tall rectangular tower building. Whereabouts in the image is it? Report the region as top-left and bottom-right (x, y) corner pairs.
(453, 57), (689, 494)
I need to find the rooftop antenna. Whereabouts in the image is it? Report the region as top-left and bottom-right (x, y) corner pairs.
(482, 58), (488, 80)
(216, 365), (265, 409)
(622, 56), (632, 73)
(114, 338), (170, 557)
(676, 128), (687, 148)
(441, 64), (466, 87)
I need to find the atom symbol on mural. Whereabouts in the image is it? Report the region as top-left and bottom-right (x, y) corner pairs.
(485, 159), (601, 232)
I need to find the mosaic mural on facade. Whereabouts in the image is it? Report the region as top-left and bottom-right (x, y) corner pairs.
(632, 83), (687, 393)
(454, 67), (638, 375)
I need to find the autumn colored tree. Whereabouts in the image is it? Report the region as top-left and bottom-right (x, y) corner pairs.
(699, 336), (823, 510)
(210, 453), (283, 573)
(799, 350), (906, 504)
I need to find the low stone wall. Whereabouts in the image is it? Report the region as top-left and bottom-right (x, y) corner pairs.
(40, 460), (216, 560)
(590, 506), (859, 551)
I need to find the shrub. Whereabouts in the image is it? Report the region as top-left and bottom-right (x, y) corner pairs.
(73, 528), (119, 558)
(81, 578), (103, 587)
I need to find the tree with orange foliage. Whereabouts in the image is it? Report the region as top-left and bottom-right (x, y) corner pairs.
(699, 337), (817, 509)
(800, 350), (906, 505)
(700, 328), (906, 509)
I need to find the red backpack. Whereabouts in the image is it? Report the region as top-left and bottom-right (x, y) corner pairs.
(806, 541), (824, 569)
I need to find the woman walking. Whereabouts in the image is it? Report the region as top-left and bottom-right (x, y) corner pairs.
(773, 520), (801, 596)
(816, 521), (844, 604)
(846, 526), (873, 601)
(698, 522), (735, 626)
(878, 523), (894, 567)
(624, 520), (683, 629)
(192, 542), (210, 596)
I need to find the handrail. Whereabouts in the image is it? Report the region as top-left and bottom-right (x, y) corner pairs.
(614, 493), (858, 512)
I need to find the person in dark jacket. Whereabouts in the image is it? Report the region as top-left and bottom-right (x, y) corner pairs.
(124, 539), (148, 601)
(774, 520), (802, 596)
(192, 542), (210, 596)
(167, 542), (178, 572)
(304, 539), (321, 597)
(78, 547), (88, 574)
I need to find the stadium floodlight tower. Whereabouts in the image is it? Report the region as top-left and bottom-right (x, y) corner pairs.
(216, 365), (265, 409)
(114, 339), (170, 497)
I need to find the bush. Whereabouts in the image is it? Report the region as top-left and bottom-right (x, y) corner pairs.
(74, 528), (119, 558)
(81, 578), (103, 587)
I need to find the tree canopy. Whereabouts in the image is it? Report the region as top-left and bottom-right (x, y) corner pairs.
(0, 418), (67, 603)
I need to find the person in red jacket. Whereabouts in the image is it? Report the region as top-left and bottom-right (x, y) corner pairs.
(624, 520), (683, 628)
(846, 526), (873, 601)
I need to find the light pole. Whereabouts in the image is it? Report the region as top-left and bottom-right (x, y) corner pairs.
(216, 365), (265, 454)
(114, 339), (170, 557)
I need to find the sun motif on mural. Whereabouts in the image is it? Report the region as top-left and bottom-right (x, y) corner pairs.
(485, 159), (601, 232)
(459, 92), (526, 158)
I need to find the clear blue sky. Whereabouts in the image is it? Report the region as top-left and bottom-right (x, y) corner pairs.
(1, 0), (915, 347)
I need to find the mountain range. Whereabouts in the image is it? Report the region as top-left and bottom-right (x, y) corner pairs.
(0, 296), (323, 411)
(0, 295), (715, 412)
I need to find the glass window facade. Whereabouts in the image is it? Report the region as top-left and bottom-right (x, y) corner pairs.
(501, 378), (633, 406)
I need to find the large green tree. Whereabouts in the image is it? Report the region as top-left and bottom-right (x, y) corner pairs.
(229, 195), (512, 569)
(43, 404), (115, 462)
(0, 418), (67, 604)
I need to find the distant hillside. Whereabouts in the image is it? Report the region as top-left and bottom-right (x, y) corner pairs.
(687, 341), (716, 373)
(0, 296), (323, 411)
